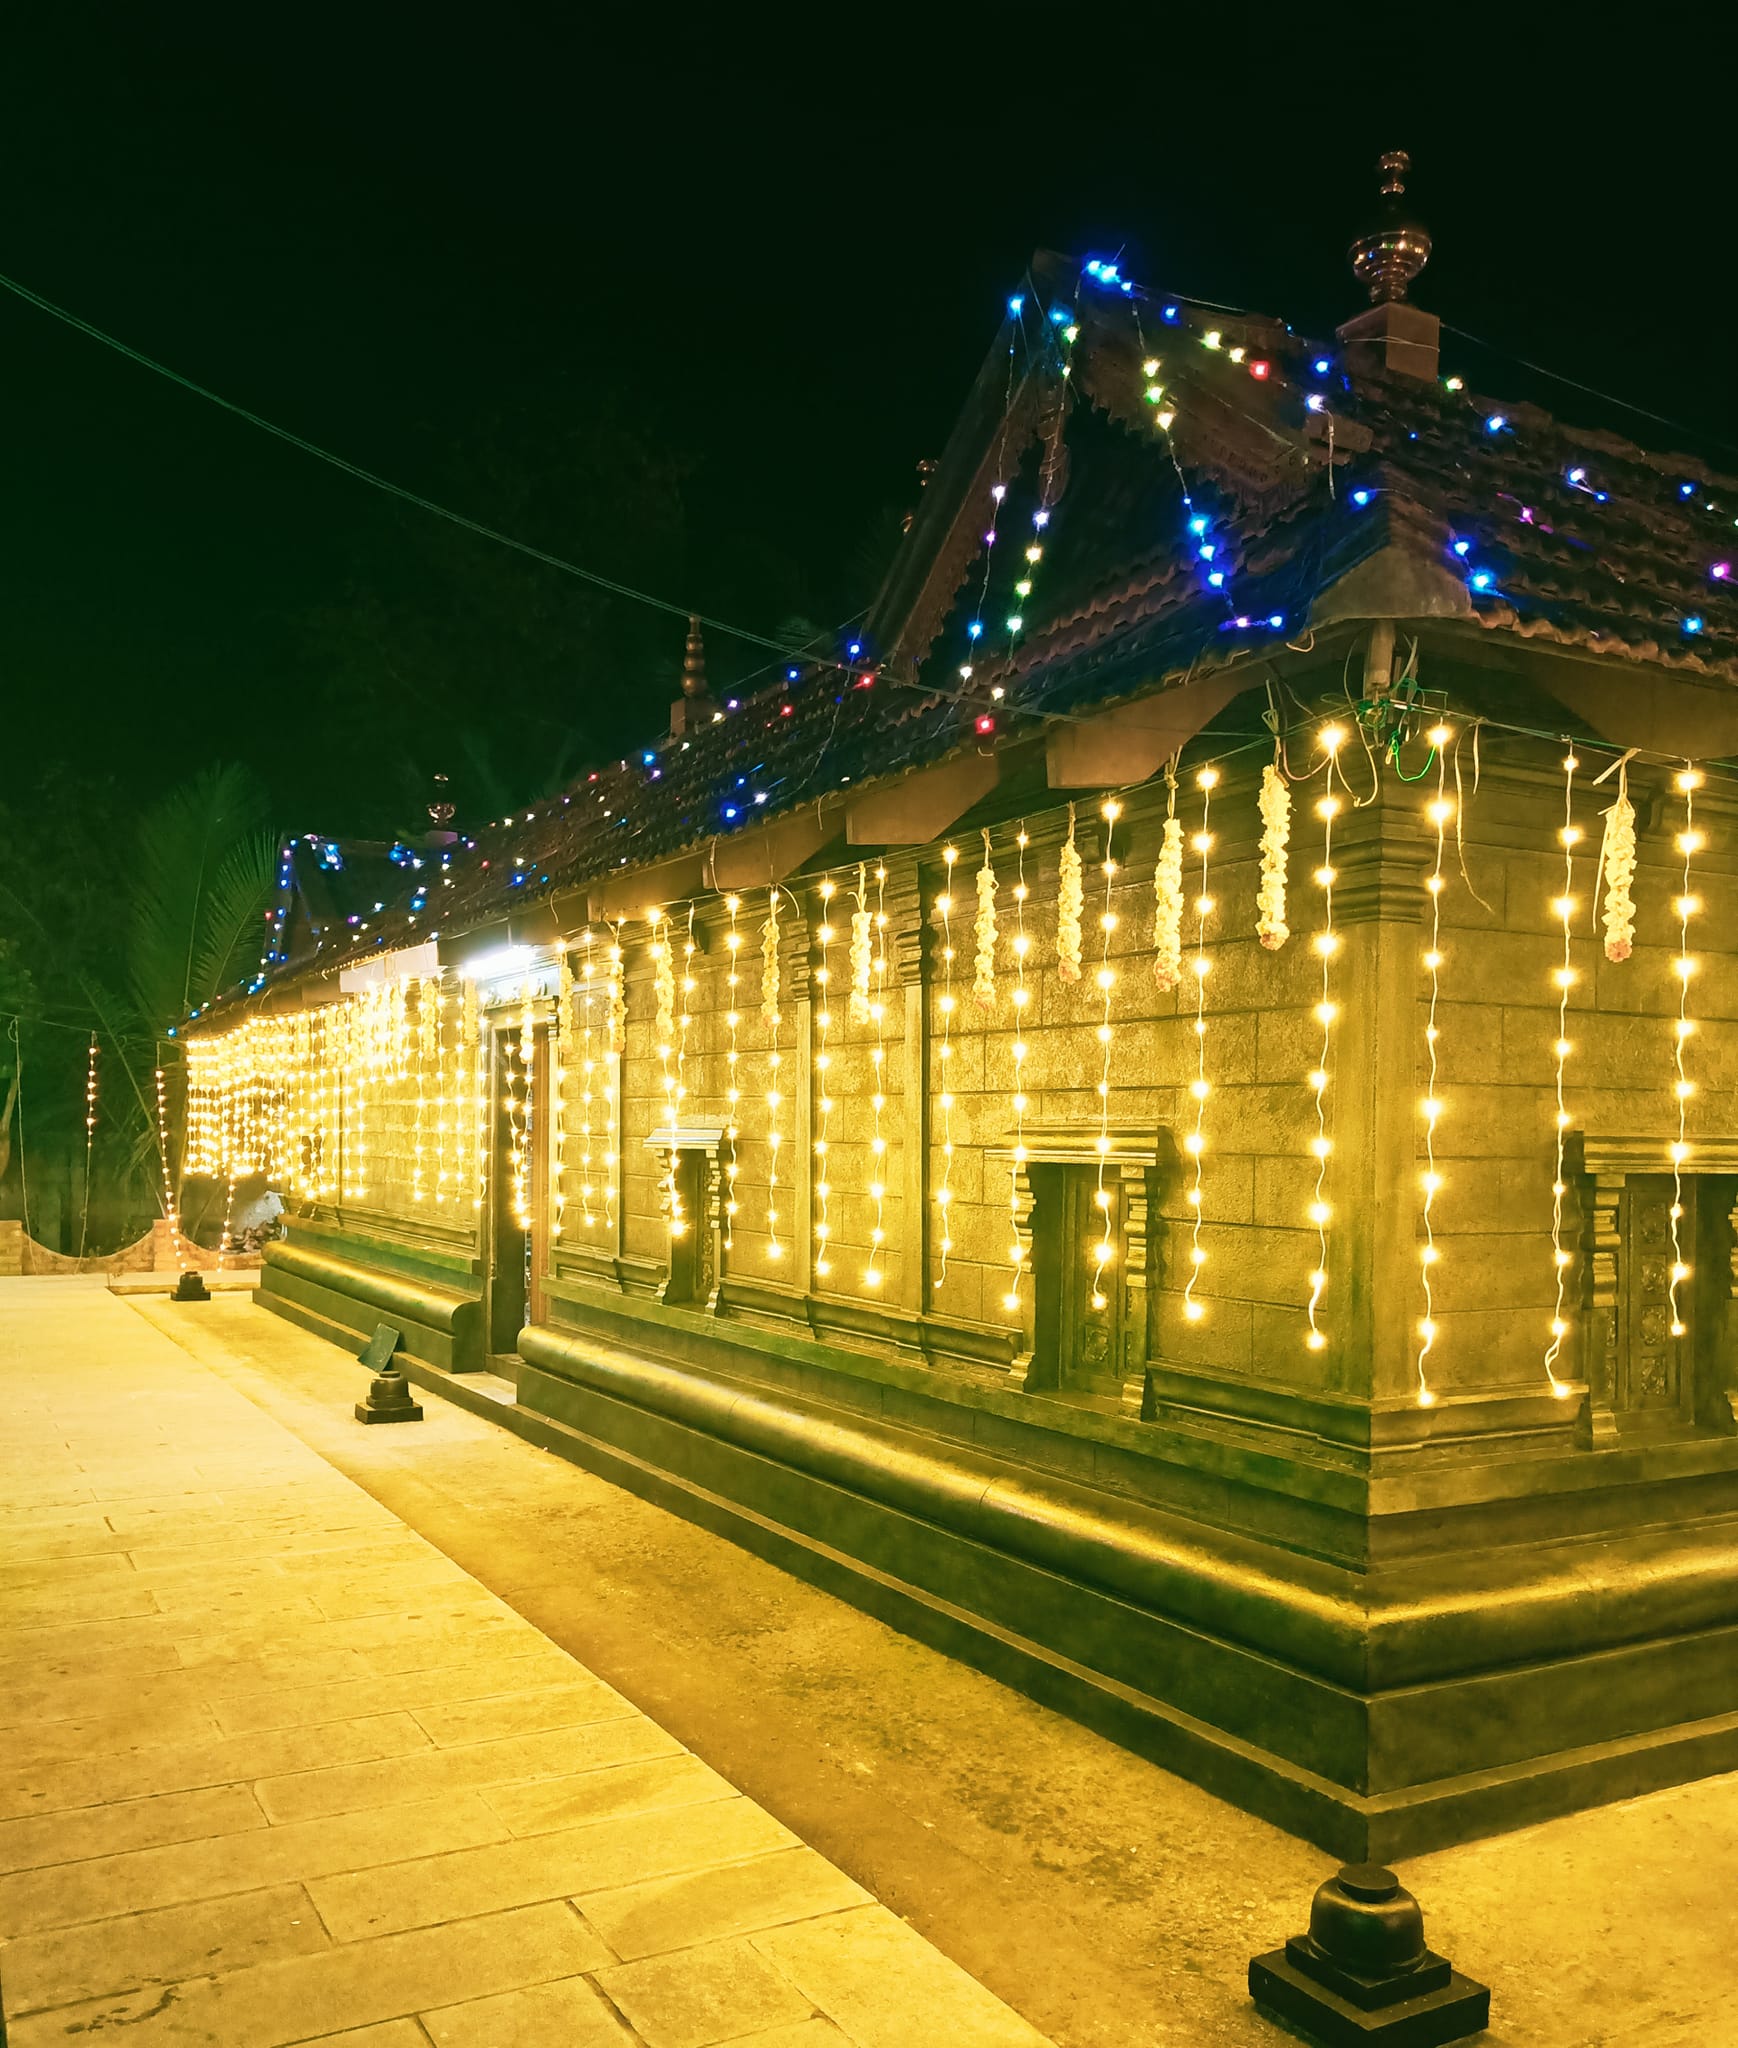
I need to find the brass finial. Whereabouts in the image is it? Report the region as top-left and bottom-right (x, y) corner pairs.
(1348, 150), (1431, 306)
(680, 615), (707, 700)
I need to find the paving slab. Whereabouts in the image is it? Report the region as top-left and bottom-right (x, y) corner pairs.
(117, 1275), (1738, 2048)
(0, 1283), (1056, 2046)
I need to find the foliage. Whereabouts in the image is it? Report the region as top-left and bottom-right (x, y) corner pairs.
(129, 764), (280, 1034)
(0, 763), (276, 1250)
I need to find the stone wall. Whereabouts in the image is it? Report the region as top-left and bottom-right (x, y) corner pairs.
(203, 733), (1738, 1436)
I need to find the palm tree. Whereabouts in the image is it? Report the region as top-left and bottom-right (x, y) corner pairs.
(129, 763), (281, 1039)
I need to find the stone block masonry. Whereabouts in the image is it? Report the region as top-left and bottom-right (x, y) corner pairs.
(0, 1281), (1050, 2048)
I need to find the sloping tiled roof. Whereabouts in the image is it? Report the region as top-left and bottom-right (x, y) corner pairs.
(236, 263), (1738, 1004)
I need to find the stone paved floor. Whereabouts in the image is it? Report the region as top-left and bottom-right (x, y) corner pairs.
(0, 1281), (1051, 2047)
(11, 1284), (1738, 2048)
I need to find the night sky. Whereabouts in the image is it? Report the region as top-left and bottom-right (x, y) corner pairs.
(5, 34), (1733, 839)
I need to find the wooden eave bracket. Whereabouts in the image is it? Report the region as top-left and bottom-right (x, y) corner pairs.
(843, 750), (1001, 846)
(705, 803), (843, 892)
(1044, 675), (1254, 789)
(1532, 661), (1738, 759)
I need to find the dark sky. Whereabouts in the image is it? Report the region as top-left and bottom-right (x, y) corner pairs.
(5, 30), (1733, 836)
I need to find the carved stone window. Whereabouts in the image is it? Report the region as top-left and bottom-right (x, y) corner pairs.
(990, 1123), (1165, 1415)
(641, 1124), (726, 1310)
(1572, 1134), (1738, 1441)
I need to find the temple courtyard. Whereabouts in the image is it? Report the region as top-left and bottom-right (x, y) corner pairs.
(1, 1281), (1732, 2048)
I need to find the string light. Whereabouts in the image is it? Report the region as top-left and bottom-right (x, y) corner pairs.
(934, 849), (958, 1286)
(604, 923), (625, 1232)
(1544, 752), (1581, 1398)
(813, 879), (837, 1281)
(1181, 771), (1216, 1323)
(1305, 726), (1346, 1352)
(509, 976), (535, 1231)
(649, 909), (682, 1241)
(723, 896), (742, 1252)
(463, 977), (484, 1212)
(1005, 302), (1079, 648)
(865, 865), (889, 1290)
(1416, 727), (1455, 1406)
(80, 1024), (98, 1171)
(153, 1064), (186, 1271)
(678, 906), (697, 1140)
(552, 951), (572, 1240)
(762, 889), (785, 1262)
(411, 978), (431, 1204)
(432, 977), (450, 1205)
(1002, 829), (1032, 1313)
(577, 930), (598, 1227)
(1669, 767), (1702, 1339)
(80, 1032), (99, 1247)
(1089, 801), (1122, 1310)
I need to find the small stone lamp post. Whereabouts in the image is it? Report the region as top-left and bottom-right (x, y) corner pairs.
(1249, 1862), (1488, 2044)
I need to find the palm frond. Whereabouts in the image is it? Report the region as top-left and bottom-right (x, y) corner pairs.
(130, 765), (275, 1033)
(190, 828), (282, 1010)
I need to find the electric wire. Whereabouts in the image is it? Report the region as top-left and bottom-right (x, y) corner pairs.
(0, 269), (847, 667)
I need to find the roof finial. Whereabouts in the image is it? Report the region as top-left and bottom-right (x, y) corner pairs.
(1348, 150), (1431, 306)
(680, 614), (707, 700)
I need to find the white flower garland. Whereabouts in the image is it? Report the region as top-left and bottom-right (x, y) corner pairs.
(849, 865), (873, 1025)
(973, 831), (998, 1009)
(1057, 803), (1083, 982)
(606, 929), (627, 1056)
(652, 922), (677, 1050)
(760, 891), (781, 1030)
(1601, 782), (1637, 962)
(1257, 762), (1292, 950)
(1152, 814), (1184, 990)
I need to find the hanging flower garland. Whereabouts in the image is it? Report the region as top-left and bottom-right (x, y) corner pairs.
(606, 925), (627, 1057)
(974, 829), (998, 1009)
(1057, 802), (1084, 982)
(849, 864), (873, 1026)
(1152, 776), (1184, 991)
(1601, 773), (1637, 962)
(652, 916), (677, 1054)
(1257, 761), (1292, 950)
(761, 890), (781, 1030)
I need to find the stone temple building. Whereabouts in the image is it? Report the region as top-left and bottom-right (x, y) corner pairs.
(182, 161), (1738, 1860)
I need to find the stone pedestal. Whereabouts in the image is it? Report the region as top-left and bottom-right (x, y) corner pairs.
(1249, 1864), (1488, 2044)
